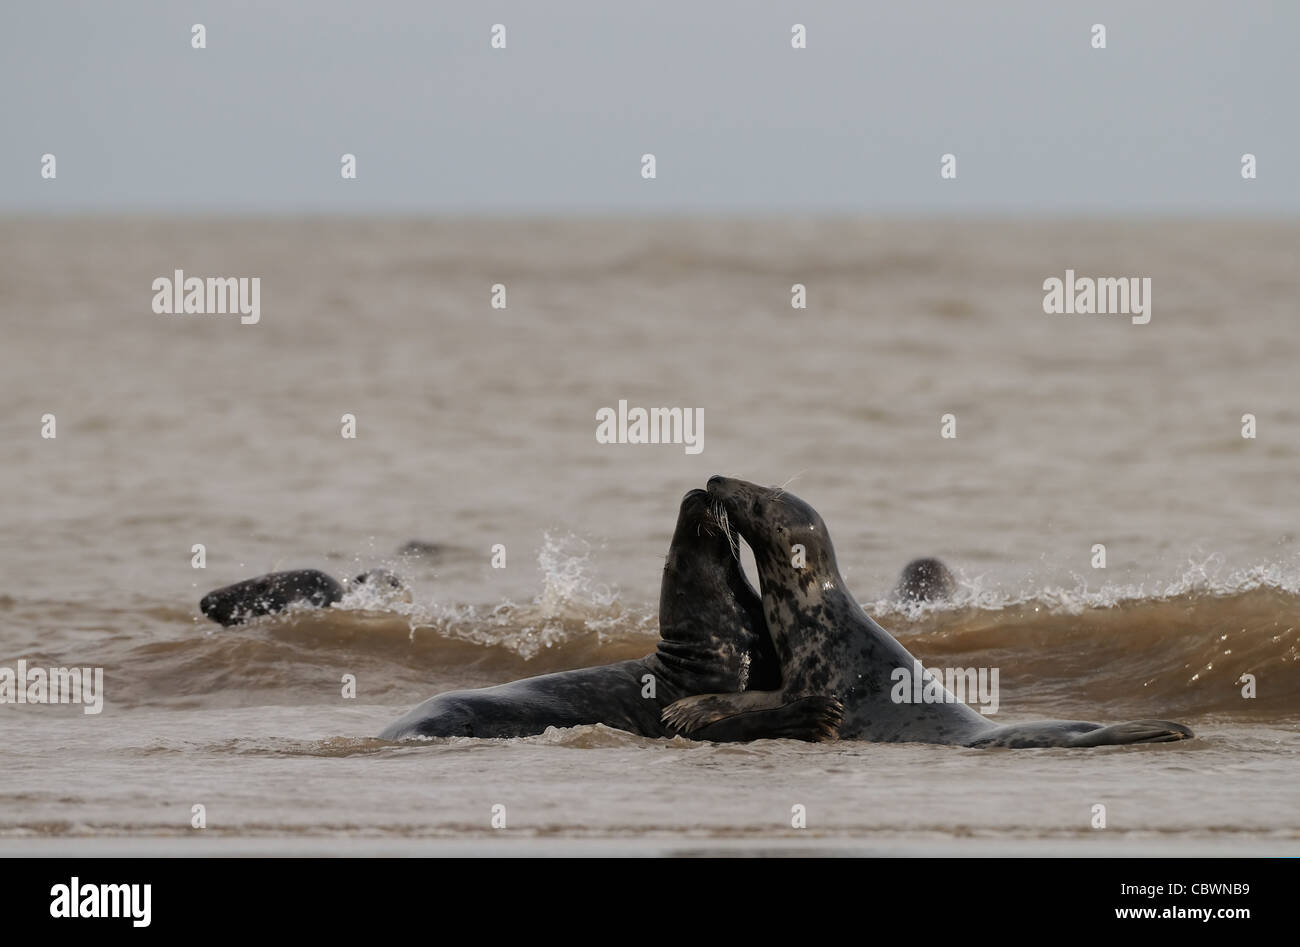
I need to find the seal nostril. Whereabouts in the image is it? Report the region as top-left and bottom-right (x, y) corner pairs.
(707, 475), (726, 491)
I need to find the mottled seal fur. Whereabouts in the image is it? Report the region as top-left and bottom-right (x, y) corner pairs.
(663, 477), (1193, 749)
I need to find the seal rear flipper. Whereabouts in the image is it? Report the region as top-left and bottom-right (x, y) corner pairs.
(1065, 719), (1194, 747)
(663, 691), (843, 743)
(967, 718), (1194, 748)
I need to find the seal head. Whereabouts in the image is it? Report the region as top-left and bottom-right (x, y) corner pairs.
(893, 557), (956, 603)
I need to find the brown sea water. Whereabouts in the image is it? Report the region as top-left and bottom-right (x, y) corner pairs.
(0, 217), (1296, 854)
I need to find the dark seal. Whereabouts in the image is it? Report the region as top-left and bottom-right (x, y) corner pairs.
(893, 557), (956, 602)
(200, 569), (344, 626)
(199, 568), (407, 626)
(663, 477), (1193, 749)
(378, 489), (841, 741)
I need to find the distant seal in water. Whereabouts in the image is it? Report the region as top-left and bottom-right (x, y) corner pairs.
(346, 569), (412, 603)
(663, 477), (1193, 748)
(397, 540), (447, 559)
(199, 568), (409, 626)
(200, 569), (343, 626)
(894, 557), (956, 602)
(348, 569), (405, 590)
(378, 489), (842, 741)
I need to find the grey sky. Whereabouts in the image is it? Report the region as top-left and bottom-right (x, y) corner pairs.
(3, 0), (1296, 214)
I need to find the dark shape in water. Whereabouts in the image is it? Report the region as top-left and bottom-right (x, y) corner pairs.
(348, 568), (405, 591)
(199, 569), (344, 627)
(397, 540), (445, 558)
(199, 568), (408, 625)
(894, 557), (957, 602)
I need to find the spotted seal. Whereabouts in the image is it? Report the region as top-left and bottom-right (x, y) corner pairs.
(663, 477), (1193, 748)
(199, 568), (408, 626)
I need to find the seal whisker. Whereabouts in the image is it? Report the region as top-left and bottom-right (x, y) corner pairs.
(772, 470), (806, 501)
(709, 498), (740, 560)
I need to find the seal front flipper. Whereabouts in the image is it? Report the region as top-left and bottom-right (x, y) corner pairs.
(662, 691), (843, 743)
(661, 693), (756, 733)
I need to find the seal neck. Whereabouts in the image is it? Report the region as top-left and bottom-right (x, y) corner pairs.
(654, 553), (770, 694)
(647, 642), (746, 696)
(753, 549), (857, 661)
(753, 542), (850, 599)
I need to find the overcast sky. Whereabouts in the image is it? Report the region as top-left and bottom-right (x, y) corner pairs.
(3, 0), (1296, 214)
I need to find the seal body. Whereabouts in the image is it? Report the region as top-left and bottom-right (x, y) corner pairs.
(199, 568), (410, 625)
(378, 490), (840, 741)
(199, 569), (344, 626)
(376, 659), (832, 741)
(663, 477), (1193, 749)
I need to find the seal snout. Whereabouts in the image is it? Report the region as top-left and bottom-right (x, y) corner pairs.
(706, 475), (740, 506)
(678, 489), (714, 523)
(198, 590), (233, 625)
